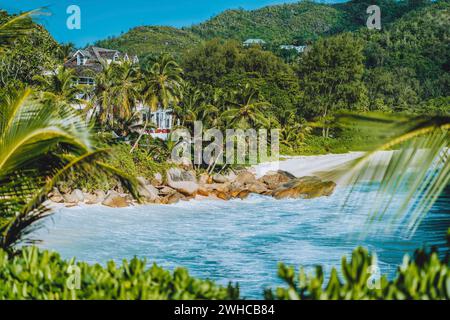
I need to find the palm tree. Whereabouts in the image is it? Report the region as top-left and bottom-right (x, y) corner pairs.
(330, 113), (449, 237)
(88, 62), (117, 127)
(33, 66), (83, 108)
(199, 103), (221, 128)
(193, 86), (227, 129)
(88, 60), (141, 129)
(279, 112), (310, 149)
(111, 60), (141, 120)
(141, 54), (183, 111)
(130, 55), (183, 152)
(221, 84), (272, 129)
(58, 42), (75, 62)
(0, 88), (140, 251)
(173, 84), (203, 129)
(116, 111), (155, 139)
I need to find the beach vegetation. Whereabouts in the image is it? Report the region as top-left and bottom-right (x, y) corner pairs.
(0, 241), (447, 300)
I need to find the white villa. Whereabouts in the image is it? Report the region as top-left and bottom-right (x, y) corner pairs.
(243, 38), (266, 47)
(279, 45), (307, 53)
(137, 103), (174, 140)
(64, 46), (173, 140)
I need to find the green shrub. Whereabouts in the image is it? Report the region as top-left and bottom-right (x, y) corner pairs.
(61, 143), (171, 192)
(265, 247), (449, 300)
(0, 247), (238, 300)
(1, 245), (448, 300)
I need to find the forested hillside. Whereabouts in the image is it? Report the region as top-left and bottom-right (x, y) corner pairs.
(95, 1), (350, 59)
(95, 26), (202, 64)
(93, 0), (434, 62)
(190, 1), (346, 44)
(359, 0), (450, 110)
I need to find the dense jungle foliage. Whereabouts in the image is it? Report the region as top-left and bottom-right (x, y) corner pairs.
(2, 1), (449, 156)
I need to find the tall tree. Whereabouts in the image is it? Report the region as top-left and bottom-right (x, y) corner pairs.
(221, 84), (272, 129)
(88, 62), (117, 127)
(141, 54), (183, 111)
(173, 84), (203, 129)
(131, 55), (183, 152)
(33, 66), (83, 109)
(111, 60), (141, 120)
(298, 33), (368, 137)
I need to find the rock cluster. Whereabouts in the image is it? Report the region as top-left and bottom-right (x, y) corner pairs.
(48, 168), (336, 208)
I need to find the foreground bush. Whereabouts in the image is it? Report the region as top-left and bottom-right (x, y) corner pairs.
(0, 245), (448, 300)
(0, 247), (238, 299)
(265, 247), (449, 300)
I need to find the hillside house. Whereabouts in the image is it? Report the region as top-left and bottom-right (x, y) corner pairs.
(279, 45), (307, 53)
(243, 39), (266, 47)
(64, 46), (139, 86)
(64, 47), (173, 140)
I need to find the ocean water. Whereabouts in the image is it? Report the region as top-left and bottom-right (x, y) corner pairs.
(36, 186), (449, 299)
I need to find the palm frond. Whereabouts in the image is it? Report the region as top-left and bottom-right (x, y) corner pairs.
(0, 9), (41, 50)
(0, 88), (140, 251)
(326, 112), (450, 238)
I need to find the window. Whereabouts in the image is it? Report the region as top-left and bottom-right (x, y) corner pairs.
(165, 116), (170, 129)
(77, 77), (94, 85)
(77, 54), (88, 66)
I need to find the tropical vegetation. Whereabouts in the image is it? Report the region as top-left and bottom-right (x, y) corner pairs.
(0, 0), (448, 301)
(266, 244), (449, 300)
(0, 241), (447, 299)
(96, 0), (432, 61)
(0, 11), (140, 253)
(0, 246), (239, 300)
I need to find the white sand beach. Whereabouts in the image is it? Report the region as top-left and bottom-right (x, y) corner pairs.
(250, 152), (365, 179)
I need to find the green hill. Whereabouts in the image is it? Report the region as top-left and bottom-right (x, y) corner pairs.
(95, 26), (202, 63)
(93, 0), (443, 69)
(189, 1), (347, 44)
(359, 0), (450, 109)
(93, 1), (354, 62)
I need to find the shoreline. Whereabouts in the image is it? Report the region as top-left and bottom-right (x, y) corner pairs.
(250, 152), (365, 179)
(48, 152), (366, 209)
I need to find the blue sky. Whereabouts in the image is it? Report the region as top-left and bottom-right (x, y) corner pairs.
(0, 1), (341, 47)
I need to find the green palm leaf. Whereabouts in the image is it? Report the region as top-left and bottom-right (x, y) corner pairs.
(141, 54), (183, 111)
(0, 88), (140, 251)
(0, 9), (39, 50)
(327, 112), (449, 237)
